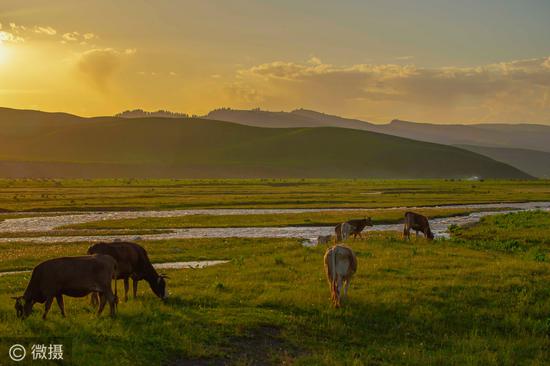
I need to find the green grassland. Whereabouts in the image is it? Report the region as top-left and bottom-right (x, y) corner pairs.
(1, 211), (549, 365)
(0, 178), (549, 211)
(62, 206), (508, 231)
(0, 108), (531, 179)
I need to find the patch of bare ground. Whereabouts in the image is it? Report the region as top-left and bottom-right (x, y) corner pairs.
(169, 325), (302, 366)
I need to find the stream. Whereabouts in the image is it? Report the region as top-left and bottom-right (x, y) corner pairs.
(0, 201), (548, 244)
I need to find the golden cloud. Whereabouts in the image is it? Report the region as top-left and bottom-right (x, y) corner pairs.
(76, 48), (123, 92)
(62, 32), (79, 42)
(34, 26), (57, 35)
(231, 57), (550, 123)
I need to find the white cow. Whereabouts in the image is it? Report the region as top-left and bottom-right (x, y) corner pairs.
(323, 245), (357, 307)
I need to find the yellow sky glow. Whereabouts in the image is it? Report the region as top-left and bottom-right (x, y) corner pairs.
(1, 1), (550, 124)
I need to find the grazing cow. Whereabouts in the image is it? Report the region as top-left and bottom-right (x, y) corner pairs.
(323, 245), (357, 307)
(12, 255), (117, 319)
(317, 235), (332, 245)
(335, 217), (372, 242)
(87, 242), (168, 302)
(403, 211), (434, 240)
(335, 222), (353, 242)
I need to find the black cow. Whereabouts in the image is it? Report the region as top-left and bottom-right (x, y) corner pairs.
(403, 212), (434, 240)
(13, 254), (117, 319)
(87, 242), (168, 302)
(335, 217), (373, 242)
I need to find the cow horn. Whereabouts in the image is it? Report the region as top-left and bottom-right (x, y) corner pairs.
(11, 296), (23, 300)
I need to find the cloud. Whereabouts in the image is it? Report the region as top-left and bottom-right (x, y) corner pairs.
(62, 32), (79, 41)
(0, 30), (24, 43)
(9, 23), (26, 32)
(229, 57), (550, 123)
(76, 48), (122, 91)
(83, 33), (96, 40)
(34, 26), (56, 35)
(124, 48), (136, 55)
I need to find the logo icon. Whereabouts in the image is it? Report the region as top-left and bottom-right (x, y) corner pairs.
(9, 344), (26, 362)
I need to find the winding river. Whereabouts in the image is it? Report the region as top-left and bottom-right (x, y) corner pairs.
(0, 201), (548, 244)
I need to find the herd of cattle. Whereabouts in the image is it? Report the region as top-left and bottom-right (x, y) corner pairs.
(12, 211), (434, 318)
(13, 242), (168, 319)
(324, 211), (434, 307)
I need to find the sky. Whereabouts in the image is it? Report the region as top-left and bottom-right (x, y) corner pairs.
(0, 0), (549, 124)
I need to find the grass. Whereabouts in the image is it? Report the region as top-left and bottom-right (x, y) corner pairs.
(450, 210), (550, 261)
(0, 180), (549, 365)
(0, 178), (549, 211)
(61, 206), (509, 230)
(1, 217), (549, 364)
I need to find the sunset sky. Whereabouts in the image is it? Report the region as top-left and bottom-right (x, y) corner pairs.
(1, 0), (549, 124)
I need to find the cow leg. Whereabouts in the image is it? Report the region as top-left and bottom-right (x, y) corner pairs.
(55, 295), (65, 317)
(42, 297), (54, 320)
(335, 276), (343, 307)
(90, 292), (99, 307)
(123, 278), (129, 302)
(97, 293), (106, 315)
(343, 278), (351, 300)
(105, 291), (116, 318)
(132, 278), (138, 299)
(415, 230), (419, 239)
(331, 280), (338, 306)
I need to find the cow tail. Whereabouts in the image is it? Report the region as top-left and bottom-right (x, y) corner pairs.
(113, 263), (118, 308)
(331, 246), (337, 303)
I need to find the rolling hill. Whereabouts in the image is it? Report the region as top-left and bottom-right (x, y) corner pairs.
(200, 109), (550, 153)
(0, 107), (531, 179)
(381, 119), (550, 153)
(457, 145), (550, 178)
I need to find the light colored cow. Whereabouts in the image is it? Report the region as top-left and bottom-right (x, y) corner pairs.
(323, 245), (357, 307)
(334, 222), (353, 242)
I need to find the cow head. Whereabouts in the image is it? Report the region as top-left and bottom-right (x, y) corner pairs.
(365, 217), (373, 226)
(12, 296), (33, 319)
(426, 229), (435, 240)
(151, 275), (168, 300)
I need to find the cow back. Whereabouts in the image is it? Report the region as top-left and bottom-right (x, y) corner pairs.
(24, 255), (116, 301)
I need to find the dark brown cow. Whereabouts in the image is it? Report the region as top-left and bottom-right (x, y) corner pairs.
(87, 242), (168, 302)
(335, 217), (373, 242)
(403, 211), (434, 240)
(12, 254), (117, 319)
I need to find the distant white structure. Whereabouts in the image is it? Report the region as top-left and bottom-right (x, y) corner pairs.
(466, 176), (482, 181)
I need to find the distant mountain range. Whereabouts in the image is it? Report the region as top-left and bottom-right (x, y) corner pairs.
(0, 107), (530, 179)
(198, 108), (550, 177)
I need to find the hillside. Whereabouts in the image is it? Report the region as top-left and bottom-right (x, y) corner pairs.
(0, 107), (531, 179)
(200, 108), (550, 153)
(384, 120), (550, 153)
(204, 108), (376, 130)
(457, 145), (550, 178)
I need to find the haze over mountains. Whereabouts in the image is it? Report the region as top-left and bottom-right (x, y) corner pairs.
(198, 108), (550, 178)
(0, 107), (531, 179)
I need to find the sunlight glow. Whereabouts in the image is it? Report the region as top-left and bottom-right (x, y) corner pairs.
(0, 42), (8, 65)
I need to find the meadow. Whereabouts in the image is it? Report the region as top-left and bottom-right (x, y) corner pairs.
(0, 178), (549, 211)
(0, 180), (549, 365)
